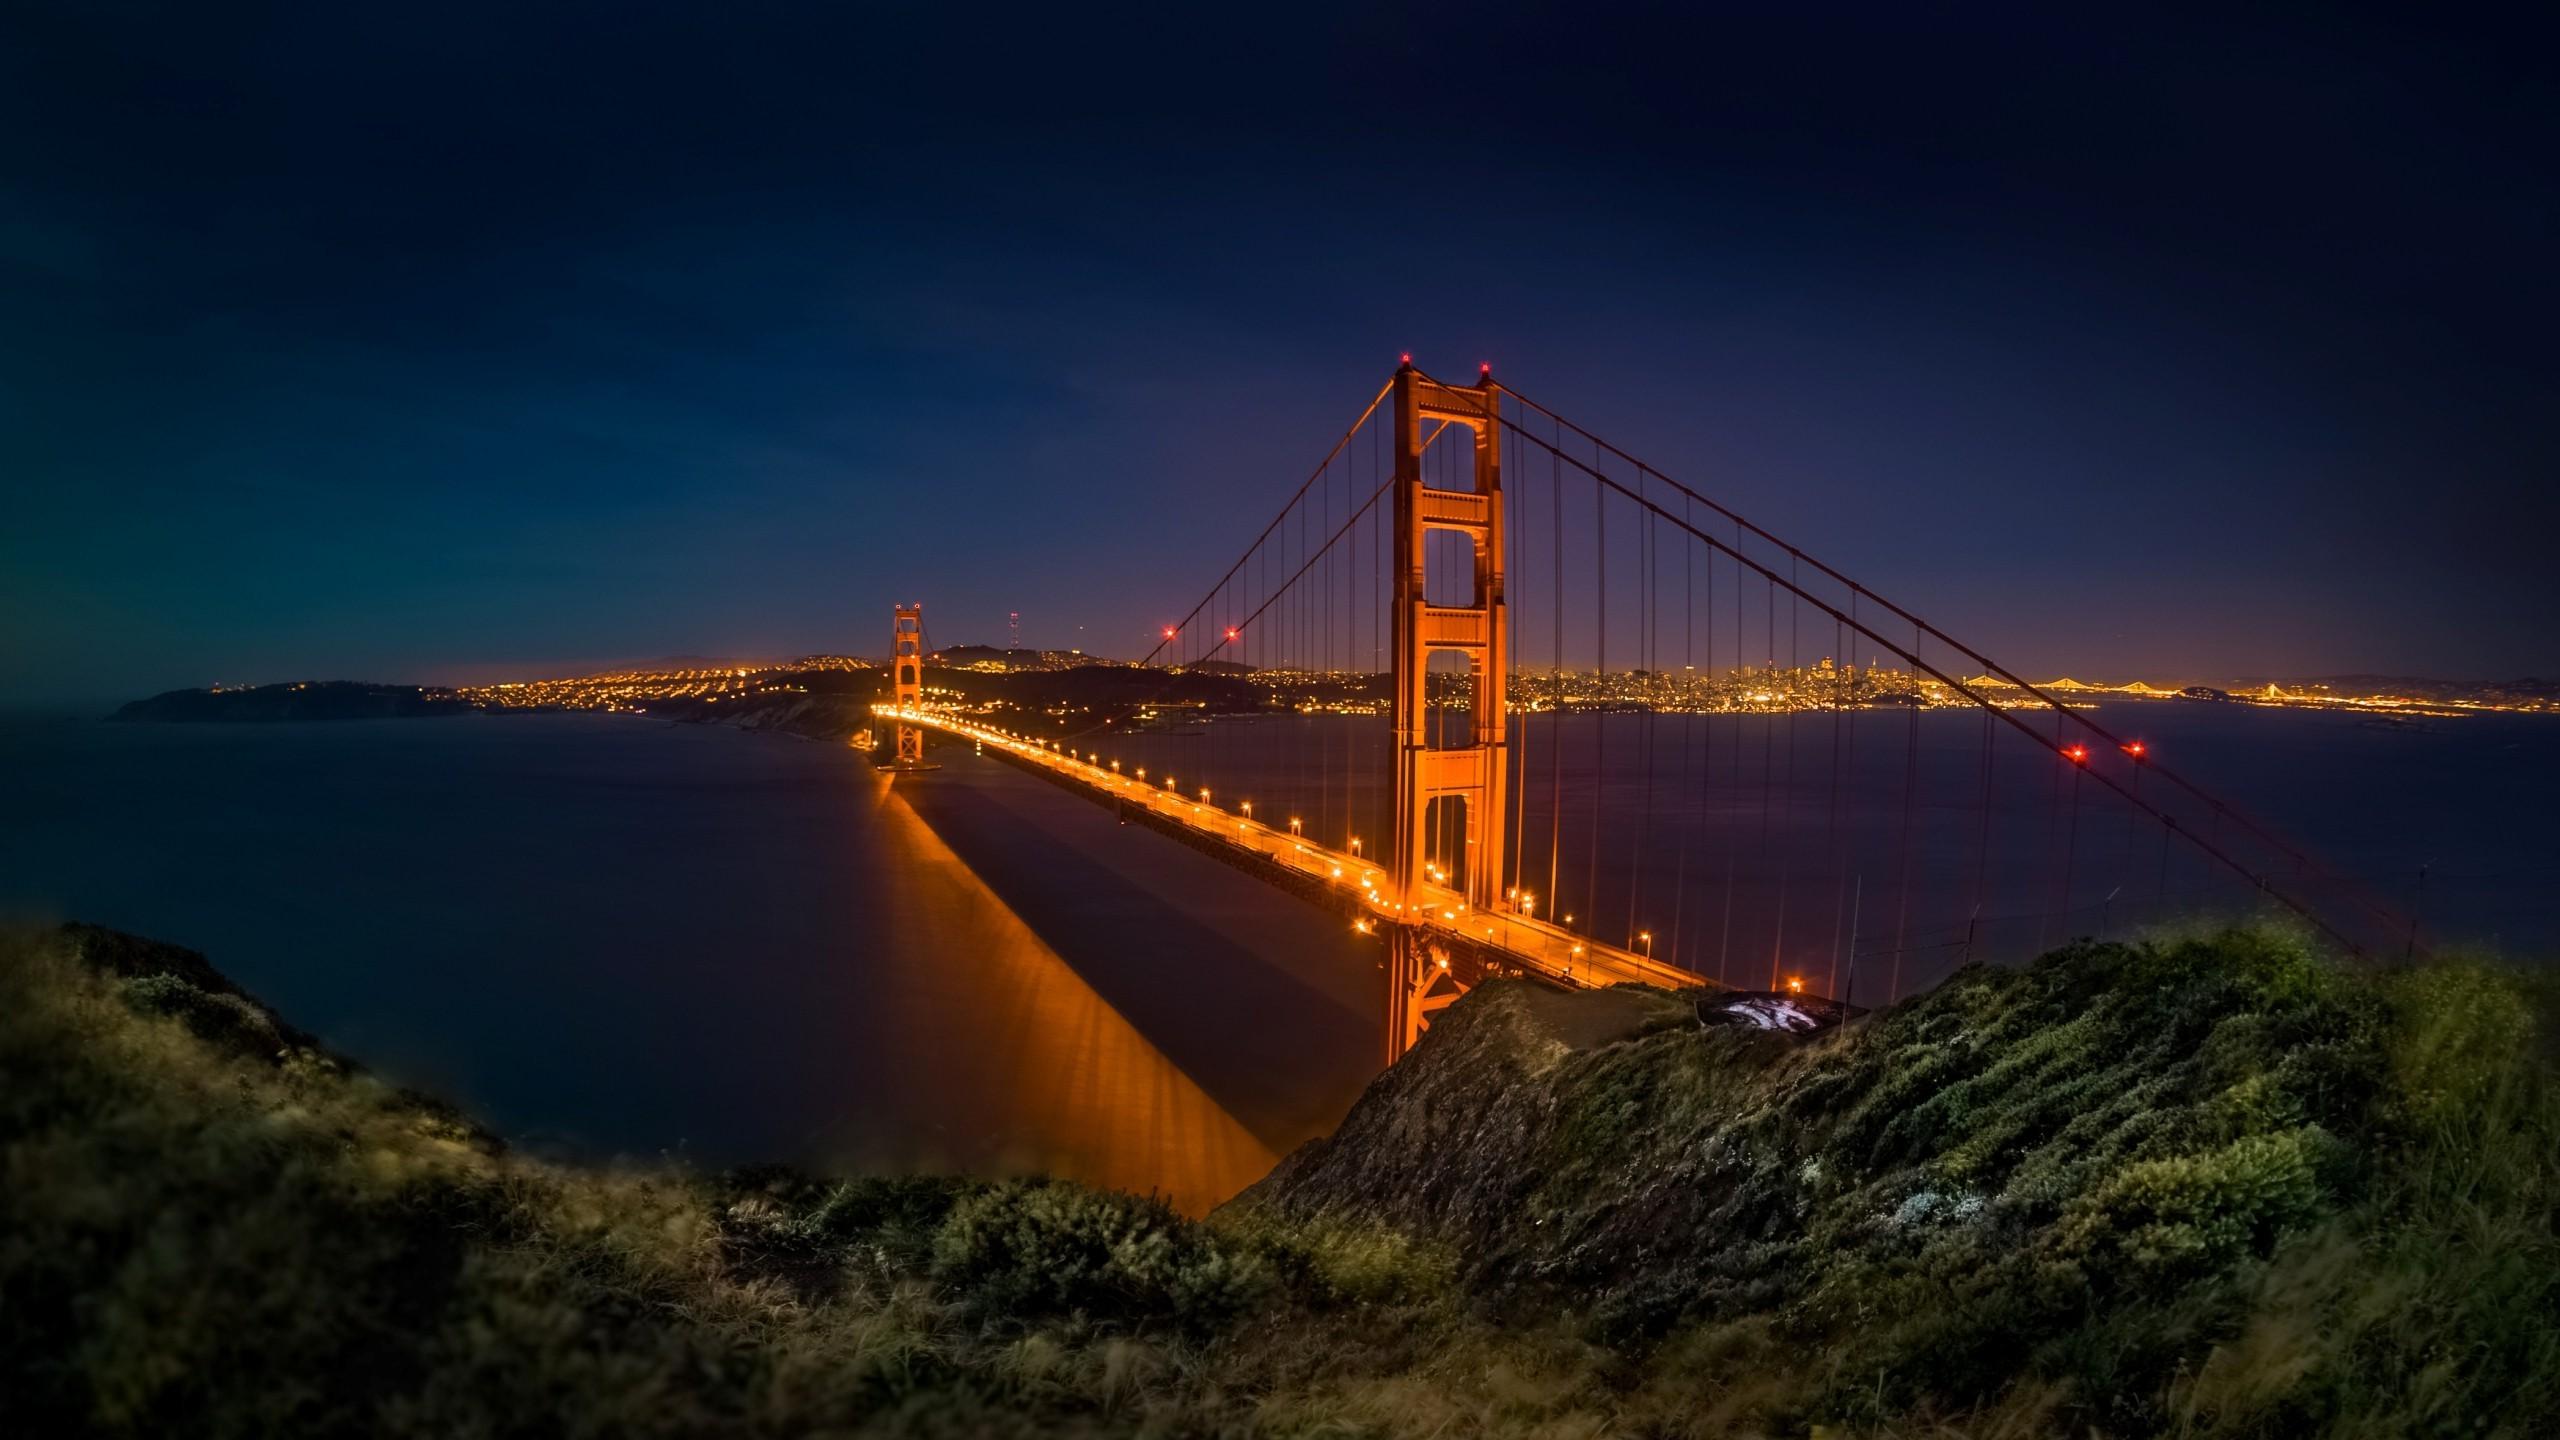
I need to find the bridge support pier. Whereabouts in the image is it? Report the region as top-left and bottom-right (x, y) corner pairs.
(1385, 361), (1508, 1061)
(1385, 929), (1468, 1063)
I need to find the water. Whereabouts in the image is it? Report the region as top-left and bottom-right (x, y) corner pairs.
(0, 711), (1381, 1213)
(1100, 698), (2560, 998)
(4, 700), (2550, 1208)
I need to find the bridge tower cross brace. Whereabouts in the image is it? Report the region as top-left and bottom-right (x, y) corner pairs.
(892, 603), (925, 765)
(1385, 363), (1508, 1062)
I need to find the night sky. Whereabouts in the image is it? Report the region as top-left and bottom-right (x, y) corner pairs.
(6, 3), (2554, 703)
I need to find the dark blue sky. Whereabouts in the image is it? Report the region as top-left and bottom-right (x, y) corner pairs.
(5, 2), (2553, 700)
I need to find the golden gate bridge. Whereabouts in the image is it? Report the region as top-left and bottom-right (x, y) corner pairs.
(879, 360), (2420, 1061)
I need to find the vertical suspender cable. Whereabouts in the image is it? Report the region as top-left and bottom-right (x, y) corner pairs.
(1890, 620), (1921, 1003)
(1628, 500), (1653, 947)
(1671, 517), (1694, 967)
(1827, 613), (1848, 997)
(1499, 415), (1517, 901)
(1587, 452), (1605, 939)
(1547, 422), (1564, 925)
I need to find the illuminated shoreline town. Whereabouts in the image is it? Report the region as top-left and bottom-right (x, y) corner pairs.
(438, 651), (2554, 723)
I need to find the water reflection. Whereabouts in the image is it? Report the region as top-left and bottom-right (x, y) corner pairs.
(847, 769), (1276, 1214)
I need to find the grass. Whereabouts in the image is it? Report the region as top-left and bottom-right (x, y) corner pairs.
(0, 919), (2551, 1436)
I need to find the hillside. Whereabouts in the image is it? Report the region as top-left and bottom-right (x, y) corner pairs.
(1241, 936), (2560, 1428)
(111, 681), (470, 722)
(1, 922), (2551, 1436)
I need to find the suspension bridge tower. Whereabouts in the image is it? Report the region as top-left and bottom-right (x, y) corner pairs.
(1384, 362), (1508, 1061)
(887, 602), (928, 769)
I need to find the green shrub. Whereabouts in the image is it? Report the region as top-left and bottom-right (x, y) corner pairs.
(1218, 1207), (1456, 1308)
(2050, 1125), (2340, 1280)
(931, 1181), (1267, 1325)
(116, 971), (282, 1056)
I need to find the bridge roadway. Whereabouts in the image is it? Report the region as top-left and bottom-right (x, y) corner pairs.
(876, 706), (1714, 996)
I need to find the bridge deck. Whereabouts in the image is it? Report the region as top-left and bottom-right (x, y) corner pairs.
(880, 706), (1713, 994)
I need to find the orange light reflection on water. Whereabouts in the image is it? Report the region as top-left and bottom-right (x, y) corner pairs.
(848, 771), (1276, 1215)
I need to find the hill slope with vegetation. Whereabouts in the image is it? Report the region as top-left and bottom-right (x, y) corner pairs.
(1, 921), (2551, 1436)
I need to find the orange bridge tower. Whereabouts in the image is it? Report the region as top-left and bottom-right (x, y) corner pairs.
(1385, 362), (1508, 1061)
(891, 603), (926, 767)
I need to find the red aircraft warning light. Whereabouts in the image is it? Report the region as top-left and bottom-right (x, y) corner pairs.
(2063, 743), (2090, 764)
(2123, 739), (2149, 760)
(1225, 627), (1238, 640)
(1162, 626), (1176, 639)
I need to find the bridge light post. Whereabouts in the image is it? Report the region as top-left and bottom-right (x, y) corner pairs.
(1289, 817), (1302, 836)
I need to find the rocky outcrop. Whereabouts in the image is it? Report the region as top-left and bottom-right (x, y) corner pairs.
(1232, 932), (2405, 1361)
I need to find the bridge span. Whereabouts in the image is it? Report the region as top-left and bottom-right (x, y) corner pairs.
(876, 704), (1711, 1010)
(868, 360), (2417, 1064)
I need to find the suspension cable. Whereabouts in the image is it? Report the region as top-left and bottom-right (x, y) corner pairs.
(1482, 373), (2401, 938)
(1495, 411), (2375, 958)
(1137, 379), (1393, 669)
